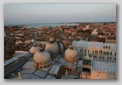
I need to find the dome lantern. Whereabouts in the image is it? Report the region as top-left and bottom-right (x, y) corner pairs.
(29, 44), (38, 55)
(49, 37), (55, 43)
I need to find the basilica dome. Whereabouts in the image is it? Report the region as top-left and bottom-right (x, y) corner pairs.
(33, 47), (52, 69)
(65, 45), (77, 63)
(45, 37), (59, 58)
(29, 44), (39, 55)
(56, 38), (65, 55)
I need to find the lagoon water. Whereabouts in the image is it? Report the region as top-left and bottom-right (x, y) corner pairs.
(25, 23), (78, 28)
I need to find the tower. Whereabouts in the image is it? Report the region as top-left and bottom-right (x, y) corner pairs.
(65, 22), (67, 26)
(81, 49), (91, 79)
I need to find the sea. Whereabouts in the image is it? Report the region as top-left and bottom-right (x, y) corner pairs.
(24, 23), (79, 28)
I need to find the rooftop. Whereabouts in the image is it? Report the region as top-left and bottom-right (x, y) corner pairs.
(72, 40), (116, 49)
(92, 60), (116, 74)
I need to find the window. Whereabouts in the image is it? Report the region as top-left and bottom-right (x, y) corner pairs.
(99, 51), (102, 54)
(115, 57), (116, 61)
(107, 52), (109, 55)
(103, 52), (105, 55)
(103, 52), (106, 55)
(110, 52), (112, 55)
(115, 52), (116, 56)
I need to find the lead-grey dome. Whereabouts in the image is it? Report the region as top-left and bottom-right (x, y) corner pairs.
(56, 38), (65, 55)
(45, 37), (59, 59)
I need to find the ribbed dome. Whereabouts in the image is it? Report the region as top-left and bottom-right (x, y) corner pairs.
(33, 50), (52, 68)
(45, 42), (59, 51)
(29, 44), (39, 55)
(56, 39), (65, 55)
(65, 45), (77, 63)
(45, 38), (59, 58)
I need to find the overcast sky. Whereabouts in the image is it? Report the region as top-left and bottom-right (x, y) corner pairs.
(4, 4), (116, 25)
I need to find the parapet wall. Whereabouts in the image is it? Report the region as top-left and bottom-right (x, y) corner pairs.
(4, 53), (31, 78)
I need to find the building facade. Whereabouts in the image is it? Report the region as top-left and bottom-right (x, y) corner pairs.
(72, 40), (116, 63)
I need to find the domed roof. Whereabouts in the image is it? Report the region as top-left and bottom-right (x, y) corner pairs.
(33, 50), (52, 67)
(29, 44), (39, 54)
(49, 37), (55, 42)
(65, 45), (77, 63)
(56, 38), (65, 54)
(45, 38), (59, 54)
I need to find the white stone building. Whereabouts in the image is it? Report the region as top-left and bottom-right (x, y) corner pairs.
(72, 40), (116, 63)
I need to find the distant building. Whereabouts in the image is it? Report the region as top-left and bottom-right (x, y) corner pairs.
(91, 29), (98, 35)
(105, 36), (116, 43)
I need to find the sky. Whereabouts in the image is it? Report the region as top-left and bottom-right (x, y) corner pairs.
(4, 4), (116, 25)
